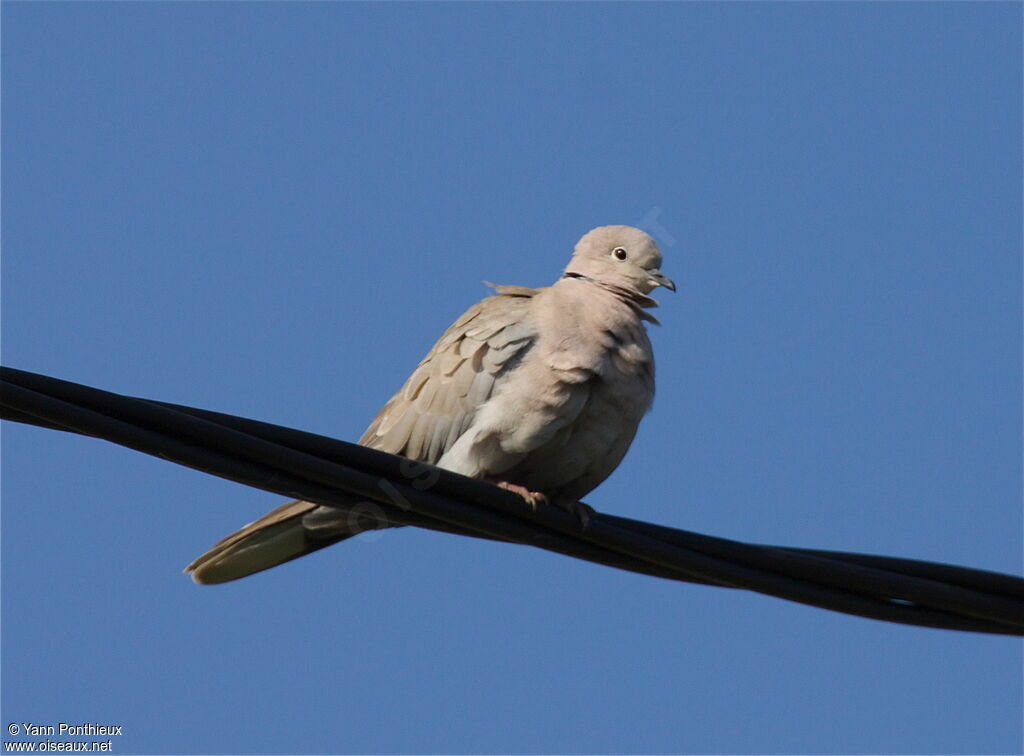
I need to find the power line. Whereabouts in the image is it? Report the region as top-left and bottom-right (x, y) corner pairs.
(2, 366), (1021, 635)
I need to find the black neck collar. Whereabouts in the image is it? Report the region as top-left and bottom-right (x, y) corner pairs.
(562, 271), (595, 282)
(559, 270), (661, 324)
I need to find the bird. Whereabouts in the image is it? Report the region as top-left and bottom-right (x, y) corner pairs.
(186, 225), (675, 583)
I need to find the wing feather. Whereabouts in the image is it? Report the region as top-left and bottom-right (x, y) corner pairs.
(358, 288), (539, 465)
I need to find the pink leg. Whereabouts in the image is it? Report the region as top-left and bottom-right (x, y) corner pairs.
(559, 499), (596, 529)
(492, 480), (548, 510)
(489, 479), (595, 528)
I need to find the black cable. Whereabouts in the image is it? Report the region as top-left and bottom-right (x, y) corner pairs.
(2, 366), (1022, 635)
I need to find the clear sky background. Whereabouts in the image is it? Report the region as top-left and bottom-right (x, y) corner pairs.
(2, 3), (1021, 755)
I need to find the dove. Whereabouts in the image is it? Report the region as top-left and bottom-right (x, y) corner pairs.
(186, 225), (675, 583)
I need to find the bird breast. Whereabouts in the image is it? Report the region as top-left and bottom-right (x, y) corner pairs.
(488, 281), (657, 499)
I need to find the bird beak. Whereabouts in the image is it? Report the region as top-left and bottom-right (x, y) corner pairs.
(648, 270), (676, 292)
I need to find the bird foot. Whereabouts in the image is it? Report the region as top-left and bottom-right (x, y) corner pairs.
(494, 480), (548, 510)
(555, 499), (595, 529)
(490, 480), (594, 529)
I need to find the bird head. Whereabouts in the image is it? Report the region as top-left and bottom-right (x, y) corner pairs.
(564, 225), (676, 295)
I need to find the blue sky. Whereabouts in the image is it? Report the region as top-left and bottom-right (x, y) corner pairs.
(2, 3), (1021, 754)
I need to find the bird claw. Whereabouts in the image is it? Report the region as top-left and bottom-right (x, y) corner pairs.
(491, 480), (594, 529)
(561, 500), (595, 529)
(495, 481), (548, 511)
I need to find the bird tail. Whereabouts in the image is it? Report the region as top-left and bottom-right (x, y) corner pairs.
(185, 498), (386, 584)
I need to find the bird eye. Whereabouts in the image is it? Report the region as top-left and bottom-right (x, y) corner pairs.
(613, 247), (628, 261)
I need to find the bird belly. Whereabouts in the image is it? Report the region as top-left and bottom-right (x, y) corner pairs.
(437, 329), (654, 502)
(507, 373), (651, 501)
